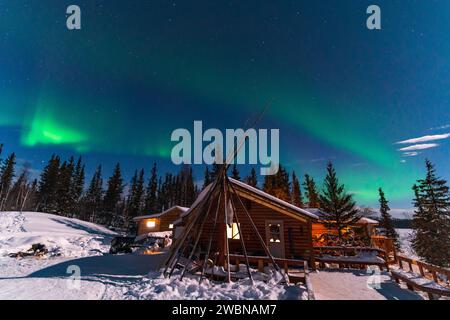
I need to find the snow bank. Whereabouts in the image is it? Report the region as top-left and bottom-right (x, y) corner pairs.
(0, 211), (116, 257)
(127, 270), (307, 300)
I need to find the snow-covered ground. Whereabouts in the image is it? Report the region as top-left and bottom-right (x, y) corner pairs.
(396, 228), (418, 259)
(310, 269), (423, 300)
(0, 212), (306, 300)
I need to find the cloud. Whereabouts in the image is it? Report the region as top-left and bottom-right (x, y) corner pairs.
(398, 143), (439, 151)
(396, 133), (450, 144)
(402, 151), (420, 157)
(429, 124), (450, 131)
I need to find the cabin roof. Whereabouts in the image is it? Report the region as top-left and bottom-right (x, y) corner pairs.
(133, 205), (189, 221)
(357, 217), (379, 225)
(228, 178), (319, 220)
(176, 178), (319, 225)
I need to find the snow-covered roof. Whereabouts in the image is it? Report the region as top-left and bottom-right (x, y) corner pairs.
(228, 178), (319, 220)
(133, 206), (189, 221)
(357, 217), (379, 225)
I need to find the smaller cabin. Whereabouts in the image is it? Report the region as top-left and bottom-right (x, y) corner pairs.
(133, 206), (189, 236)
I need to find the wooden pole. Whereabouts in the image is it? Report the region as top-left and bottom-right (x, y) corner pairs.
(223, 175), (231, 283)
(163, 180), (219, 277)
(199, 192), (223, 284)
(227, 181), (254, 283)
(179, 191), (215, 280)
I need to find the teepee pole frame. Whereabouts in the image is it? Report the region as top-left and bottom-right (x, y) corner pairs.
(163, 180), (219, 277)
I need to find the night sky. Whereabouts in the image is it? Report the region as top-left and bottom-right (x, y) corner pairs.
(0, 1), (449, 208)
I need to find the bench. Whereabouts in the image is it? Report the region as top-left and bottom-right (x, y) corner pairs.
(391, 255), (450, 300)
(313, 246), (389, 271)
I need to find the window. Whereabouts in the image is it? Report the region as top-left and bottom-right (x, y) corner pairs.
(268, 223), (281, 243)
(227, 223), (240, 240)
(146, 220), (156, 228)
(169, 224), (174, 229)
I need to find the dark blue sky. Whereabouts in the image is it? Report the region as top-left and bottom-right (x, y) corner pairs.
(0, 1), (449, 208)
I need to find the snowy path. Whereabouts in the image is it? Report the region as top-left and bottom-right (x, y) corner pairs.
(0, 254), (167, 300)
(310, 269), (423, 300)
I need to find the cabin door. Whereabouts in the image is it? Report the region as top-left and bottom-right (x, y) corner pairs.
(265, 220), (285, 258)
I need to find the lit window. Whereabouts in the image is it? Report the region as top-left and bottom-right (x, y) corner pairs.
(146, 220), (156, 228)
(169, 224), (174, 229)
(227, 223), (240, 240)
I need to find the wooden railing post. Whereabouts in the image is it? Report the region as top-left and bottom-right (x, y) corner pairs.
(258, 259), (264, 272)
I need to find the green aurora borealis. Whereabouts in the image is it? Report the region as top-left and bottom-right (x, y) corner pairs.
(1, 1), (449, 207)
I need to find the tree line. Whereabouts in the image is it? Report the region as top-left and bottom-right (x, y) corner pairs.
(0, 144), (448, 266)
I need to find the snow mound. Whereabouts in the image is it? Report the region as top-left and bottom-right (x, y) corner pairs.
(126, 271), (307, 300)
(0, 211), (117, 258)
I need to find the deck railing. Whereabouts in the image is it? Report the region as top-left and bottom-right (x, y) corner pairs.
(396, 254), (450, 287)
(371, 236), (397, 262)
(312, 246), (389, 270)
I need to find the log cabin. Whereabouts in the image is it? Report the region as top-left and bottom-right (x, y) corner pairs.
(173, 178), (319, 263)
(133, 206), (189, 236)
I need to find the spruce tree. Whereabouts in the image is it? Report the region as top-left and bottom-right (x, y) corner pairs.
(246, 168), (258, 188)
(84, 165), (103, 222)
(127, 169), (145, 222)
(178, 165), (197, 207)
(378, 188), (400, 249)
(103, 163), (124, 226)
(0, 152), (16, 210)
(144, 163), (158, 212)
(291, 171), (304, 208)
(7, 169), (28, 211)
(231, 164), (241, 180)
(319, 162), (359, 239)
(37, 155), (61, 213)
(263, 164), (290, 201)
(303, 174), (320, 208)
(70, 157), (85, 217)
(411, 160), (450, 266)
(202, 166), (211, 190)
(56, 158), (75, 216)
(209, 162), (222, 182)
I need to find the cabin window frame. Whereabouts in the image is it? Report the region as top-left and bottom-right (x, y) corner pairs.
(227, 223), (241, 240)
